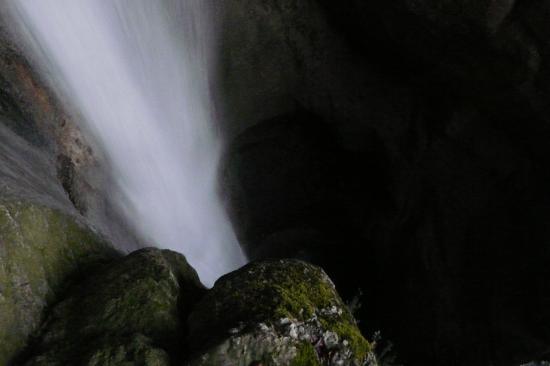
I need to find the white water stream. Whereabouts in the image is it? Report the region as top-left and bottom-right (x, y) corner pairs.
(6, 0), (246, 286)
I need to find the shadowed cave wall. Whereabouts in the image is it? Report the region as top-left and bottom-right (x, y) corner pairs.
(217, 1), (550, 365)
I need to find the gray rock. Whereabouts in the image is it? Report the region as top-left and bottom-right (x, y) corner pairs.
(22, 248), (205, 366)
(186, 259), (372, 366)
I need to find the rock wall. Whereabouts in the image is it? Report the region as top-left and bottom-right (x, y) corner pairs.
(0, 114), (119, 364)
(220, 0), (550, 365)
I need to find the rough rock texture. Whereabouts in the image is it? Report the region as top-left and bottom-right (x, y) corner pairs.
(22, 248), (205, 366)
(212, 0), (407, 147)
(187, 259), (372, 366)
(84, 335), (170, 366)
(0, 201), (118, 366)
(0, 111), (120, 365)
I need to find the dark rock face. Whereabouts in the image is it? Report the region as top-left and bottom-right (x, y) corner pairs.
(21, 248), (205, 366)
(223, 111), (338, 262)
(187, 259), (372, 365)
(220, 0), (550, 365)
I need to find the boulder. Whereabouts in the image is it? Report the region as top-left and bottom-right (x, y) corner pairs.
(186, 259), (372, 366)
(84, 335), (170, 366)
(0, 201), (119, 365)
(21, 248), (205, 366)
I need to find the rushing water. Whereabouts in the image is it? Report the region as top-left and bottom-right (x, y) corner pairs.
(6, 0), (246, 286)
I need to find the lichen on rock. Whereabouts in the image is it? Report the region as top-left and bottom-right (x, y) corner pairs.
(186, 259), (373, 365)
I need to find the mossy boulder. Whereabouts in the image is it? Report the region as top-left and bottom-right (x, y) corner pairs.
(74, 334), (170, 366)
(186, 259), (374, 366)
(22, 248), (206, 366)
(0, 201), (119, 365)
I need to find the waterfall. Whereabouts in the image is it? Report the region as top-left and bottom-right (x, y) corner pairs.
(5, 0), (246, 286)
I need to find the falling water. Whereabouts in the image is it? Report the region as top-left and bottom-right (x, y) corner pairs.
(5, 0), (246, 286)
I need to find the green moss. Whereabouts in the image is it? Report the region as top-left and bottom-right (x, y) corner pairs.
(23, 248), (205, 365)
(188, 259), (372, 364)
(271, 267), (337, 320)
(319, 317), (371, 360)
(86, 334), (170, 366)
(0, 201), (119, 365)
(290, 343), (320, 366)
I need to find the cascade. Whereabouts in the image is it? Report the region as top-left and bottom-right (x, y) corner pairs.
(6, 0), (247, 286)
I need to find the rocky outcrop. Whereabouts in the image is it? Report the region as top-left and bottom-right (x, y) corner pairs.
(6, 250), (369, 366)
(187, 259), (372, 366)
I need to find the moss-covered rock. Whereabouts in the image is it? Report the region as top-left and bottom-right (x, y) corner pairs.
(186, 259), (373, 366)
(0, 201), (119, 365)
(79, 334), (170, 366)
(22, 248), (205, 365)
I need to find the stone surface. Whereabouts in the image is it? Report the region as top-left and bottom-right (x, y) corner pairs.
(222, 111), (337, 262)
(0, 114), (119, 365)
(187, 259), (372, 366)
(22, 248), (205, 366)
(84, 335), (170, 366)
(0, 201), (119, 365)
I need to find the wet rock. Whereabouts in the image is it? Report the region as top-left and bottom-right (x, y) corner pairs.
(0, 201), (119, 365)
(186, 259), (372, 365)
(0, 23), (143, 251)
(21, 248), (205, 365)
(0, 112), (120, 365)
(85, 334), (170, 366)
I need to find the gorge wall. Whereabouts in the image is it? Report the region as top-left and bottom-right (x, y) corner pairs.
(1, 0), (550, 365)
